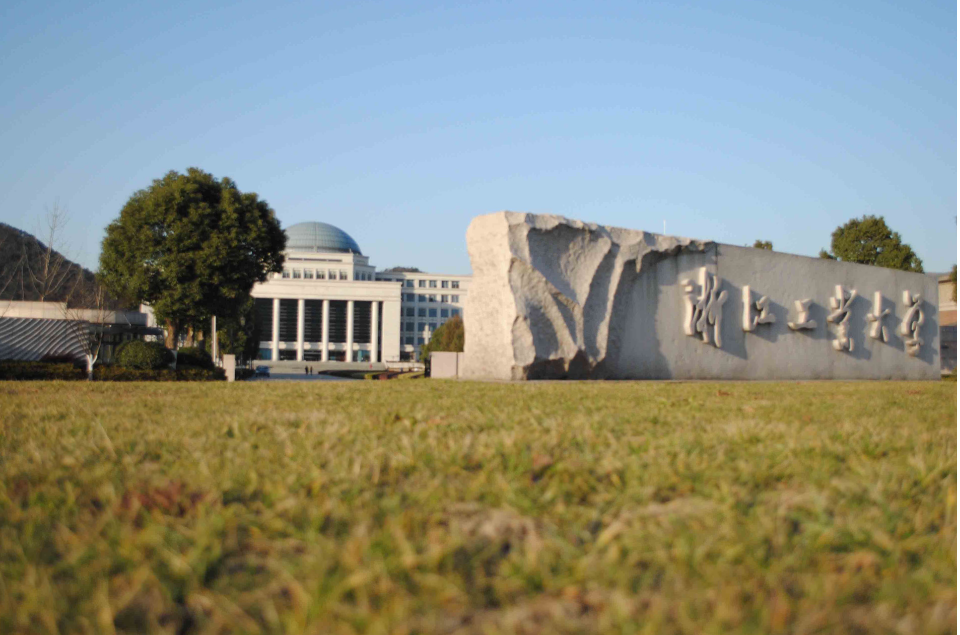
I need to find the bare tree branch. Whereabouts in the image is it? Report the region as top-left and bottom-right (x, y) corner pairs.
(62, 282), (110, 381)
(25, 200), (79, 302)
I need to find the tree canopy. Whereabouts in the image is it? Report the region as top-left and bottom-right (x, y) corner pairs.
(99, 168), (286, 345)
(752, 240), (773, 250)
(818, 215), (923, 272)
(950, 265), (957, 302)
(420, 314), (464, 362)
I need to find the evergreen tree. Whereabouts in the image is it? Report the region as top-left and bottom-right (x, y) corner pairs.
(419, 314), (464, 362)
(818, 215), (923, 272)
(99, 168), (286, 347)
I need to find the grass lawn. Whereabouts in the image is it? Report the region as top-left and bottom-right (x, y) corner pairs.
(0, 380), (955, 634)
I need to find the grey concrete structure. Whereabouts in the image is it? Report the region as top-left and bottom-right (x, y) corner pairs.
(429, 351), (465, 378)
(463, 212), (940, 380)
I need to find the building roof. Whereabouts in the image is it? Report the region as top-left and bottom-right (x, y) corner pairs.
(285, 222), (362, 255)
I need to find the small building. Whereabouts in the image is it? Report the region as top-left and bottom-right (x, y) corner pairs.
(0, 301), (159, 363)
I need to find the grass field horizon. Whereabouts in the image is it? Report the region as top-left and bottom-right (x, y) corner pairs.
(1, 381), (955, 634)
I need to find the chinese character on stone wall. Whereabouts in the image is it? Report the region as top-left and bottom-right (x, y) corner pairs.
(865, 291), (890, 342)
(787, 299), (816, 330)
(742, 285), (775, 332)
(827, 285), (856, 352)
(682, 268), (727, 348)
(899, 290), (924, 356)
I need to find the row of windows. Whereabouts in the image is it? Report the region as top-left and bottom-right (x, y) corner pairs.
(280, 269), (374, 281)
(404, 336), (426, 346)
(404, 319), (464, 333)
(402, 294), (460, 304)
(380, 279), (461, 289)
(404, 307), (461, 318)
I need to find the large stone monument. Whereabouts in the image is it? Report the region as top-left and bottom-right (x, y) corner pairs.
(463, 212), (939, 380)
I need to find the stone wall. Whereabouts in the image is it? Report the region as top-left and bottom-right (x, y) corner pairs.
(463, 212), (939, 380)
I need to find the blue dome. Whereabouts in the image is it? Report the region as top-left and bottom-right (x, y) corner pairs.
(285, 222), (362, 255)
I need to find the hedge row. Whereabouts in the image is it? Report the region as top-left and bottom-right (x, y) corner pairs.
(94, 366), (226, 382)
(0, 361), (225, 382)
(0, 362), (83, 381)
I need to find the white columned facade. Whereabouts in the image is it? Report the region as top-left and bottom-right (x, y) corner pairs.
(271, 298), (280, 361)
(321, 299), (330, 362)
(296, 298), (305, 361)
(371, 301), (379, 363)
(346, 300), (354, 363)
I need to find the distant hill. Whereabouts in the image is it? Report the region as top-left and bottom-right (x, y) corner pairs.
(0, 222), (118, 307)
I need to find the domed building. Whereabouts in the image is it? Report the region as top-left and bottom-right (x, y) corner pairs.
(285, 221), (363, 255)
(250, 221), (470, 365)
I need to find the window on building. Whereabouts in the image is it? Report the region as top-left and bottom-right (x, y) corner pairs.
(417, 337), (424, 345)
(404, 293), (415, 302)
(418, 280), (426, 288)
(292, 269), (301, 279)
(405, 280), (413, 288)
(429, 280), (437, 288)
(430, 294), (437, 303)
(317, 270), (325, 279)
(282, 270), (290, 279)
(418, 308), (426, 317)
(405, 322), (414, 332)
(441, 295), (448, 303)
(354, 272), (359, 280)
(441, 309), (449, 318)
(405, 307), (414, 317)
(451, 281), (460, 289)
(328, 269), (336, 280)
(418, 294), (427, 303)
(451, 295), (460, 303)
(428, 308), (437, 318)
(339, 271), (348, 281)
(441, 280), (449, 288)
(417, 322), (425, 332)
(404, 336), (414, 345)
(304, 269), (313, 279)
(452, 308), (461, 316)
(428, 323), (437, 332)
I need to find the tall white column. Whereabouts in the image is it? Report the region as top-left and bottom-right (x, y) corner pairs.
(271, 298), (280, 361)
(371, 301), (379, 364)
(296, 298), (305, 361)
(346, 300), (354, 363)
(321, 299), (330, 362)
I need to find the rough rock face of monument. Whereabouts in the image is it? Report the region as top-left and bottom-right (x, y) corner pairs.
(463, 212), (939, 380)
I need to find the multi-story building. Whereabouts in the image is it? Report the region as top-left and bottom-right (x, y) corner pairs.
(250, 221), (469, 363)
(373, 270), (470, 361)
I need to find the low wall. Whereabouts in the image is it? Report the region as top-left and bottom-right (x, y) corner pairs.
(464, 212), (939, 381)
(430, 352), (465, 378)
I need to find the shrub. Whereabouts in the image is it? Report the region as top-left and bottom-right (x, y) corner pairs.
(115, 341), (173, 370)
(39, 353), (84, 367)
(92, 366), (226, 382)
(175, 346), (214, 369)
(235, 368), (256, 381)
(0, 360), (225, 382)
(0, 361), (83, 381)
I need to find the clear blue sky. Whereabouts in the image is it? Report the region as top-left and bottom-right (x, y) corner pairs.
(1, 0), (956, 274)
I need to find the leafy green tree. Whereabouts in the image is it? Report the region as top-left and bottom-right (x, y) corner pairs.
(818, 215), (923, 272)
(950, 265), (957, 302)
(215, 296), (260, 362)
(99, 168), (286, 347)
(752, 240), (773, 250)
(419, 314), (464, 362)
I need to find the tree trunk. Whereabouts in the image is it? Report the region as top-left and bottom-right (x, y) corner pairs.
(86, 354), (94, 381)
(164, 319), (180, 350)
